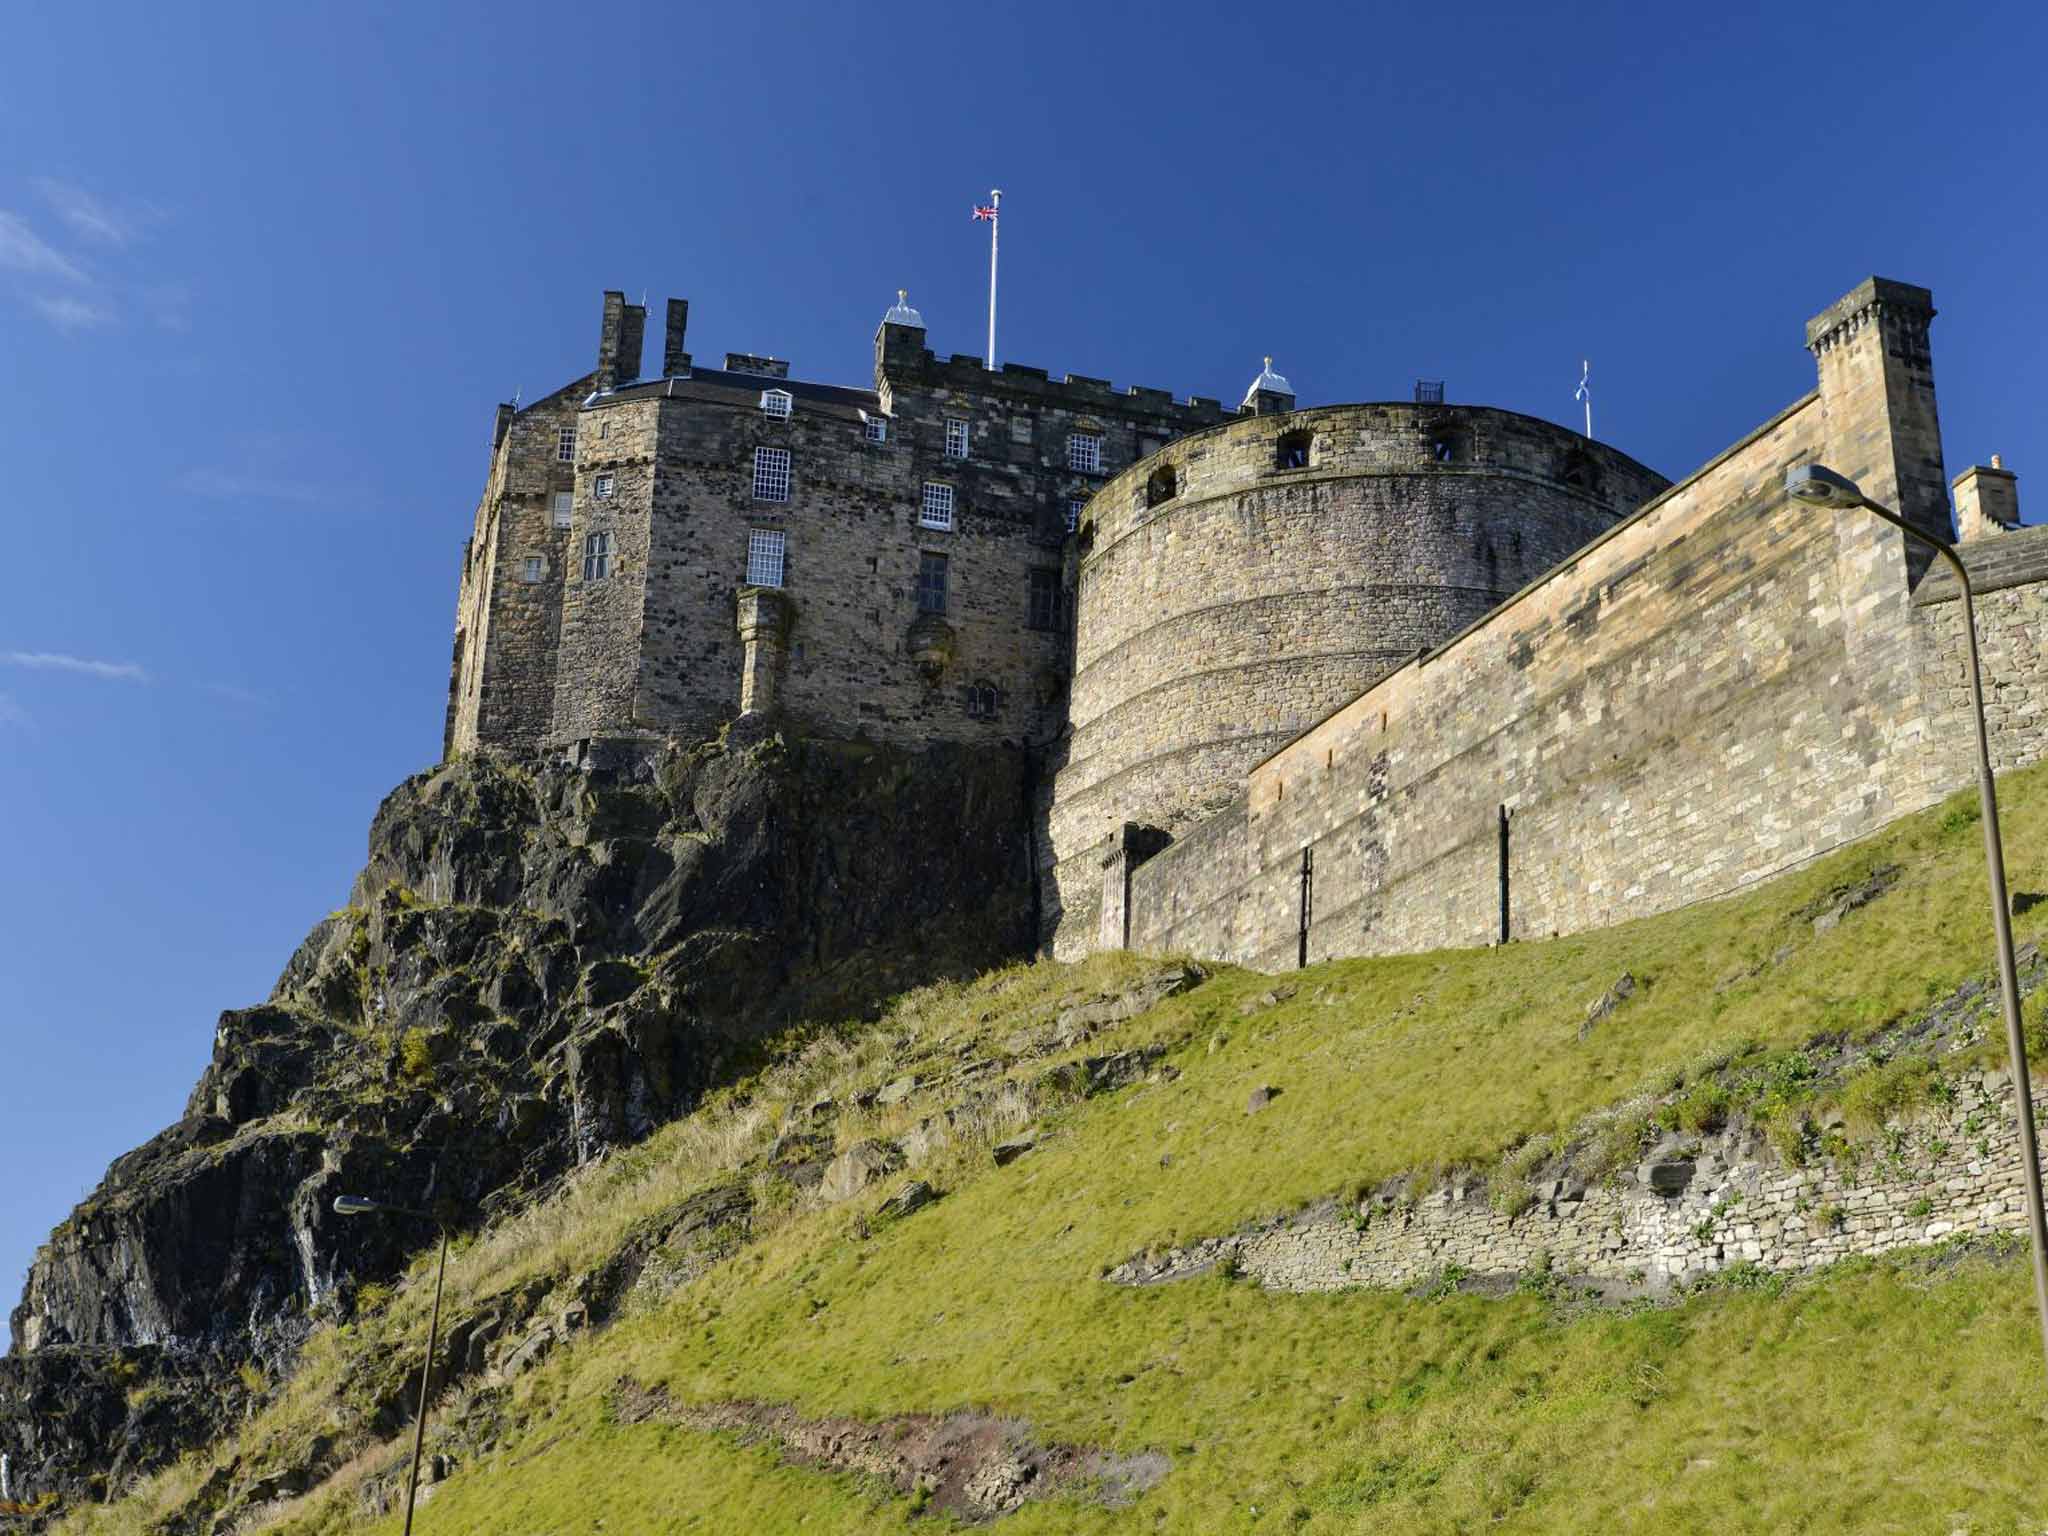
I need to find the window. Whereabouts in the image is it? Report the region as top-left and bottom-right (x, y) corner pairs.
(1146, 464), (1178, 507)
(917, 551), (949, 615)
(1065, 497), (1085, 534)
(965, 682), (999, 720)
(594, 473), (616, 500)
(760, 389), (793, 419)
(521, 555), (546, 584)
(920, 481), (955, 530)
(1067, 431), (1103, 474)
(944, 417), (969, 458)
(753, 446), (792, 502)
(746, 528), (787, 588)
(1276, 429), (1311, 470)
(552, 491), (573, 529)
(582, 531), (612, 581)
(1028, 568), (1062, 631)
(863, 413), (888, 444)
(599, 420), (611, 439)
(556, 426), (576, 463)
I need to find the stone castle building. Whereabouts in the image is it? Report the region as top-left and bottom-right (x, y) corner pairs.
(446, 277), (2045, 970)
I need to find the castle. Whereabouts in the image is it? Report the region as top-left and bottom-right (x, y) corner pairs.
(447, 277), (2046, 969)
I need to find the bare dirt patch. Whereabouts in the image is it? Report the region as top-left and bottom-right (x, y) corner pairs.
(610, 1379), (1168, 1522)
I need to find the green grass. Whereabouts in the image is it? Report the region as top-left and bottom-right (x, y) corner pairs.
(58, 766), (2048, 1534)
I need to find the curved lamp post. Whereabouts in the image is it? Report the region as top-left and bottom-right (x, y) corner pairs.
(334, 1194), (449, 1535)
(1786, 463), (2048, 1385)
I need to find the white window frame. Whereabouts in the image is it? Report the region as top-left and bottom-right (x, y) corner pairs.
(746, 528), (787, 588)
(1065, 497), (1085, 533)
(760, 388), (793, 419)
(944, 417), (969, 458)
(582, 531), (611, 581)
(863, 413), (888, 444)
(557, 426), (576, 463)
(920, 481), (955, 531)
(1068, 431), (1103, 474)
(594, 472), (616, 500)
(521, 555), (546, 584)
(552, 491), (573, 529)
(753, 446), (792, 502)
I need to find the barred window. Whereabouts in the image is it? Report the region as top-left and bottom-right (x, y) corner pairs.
(594, 473), (616, 500)
(920, 481), (955, 530)
(965, 682), (999, 720)
(1067, 431), (1103, 474)
(753, 446), (792, 502)
(557, 426), (576, 462)
(746, 528), (787, 588)
(552, 491), (573, 529)
(917, 551), (949, 615)
(582, 531), (612, 581)
(1027, 567), (1062, 631)
(760, 389), (793, 419)
(863, 414), (888, 444)
(522, 555), (546, 584)
(944, 417), (969, 458)
(1065, 497), (1085, 534)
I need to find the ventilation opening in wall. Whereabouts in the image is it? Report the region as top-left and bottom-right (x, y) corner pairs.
(1276, 430), (1312, 470)
(1146, 464), (1178, 507)
(1431, 431), (1468, 464)
(1559, 448), (1601, 493)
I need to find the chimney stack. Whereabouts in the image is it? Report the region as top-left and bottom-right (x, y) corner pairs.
(1953, 457), (2020, 542)
(595, 290), (625, 391)
(664, 298), (690, 376)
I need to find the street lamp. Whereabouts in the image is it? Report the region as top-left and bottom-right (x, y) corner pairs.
(1785, 462), (2048, 1385)
(333, 1194), (450, 1535)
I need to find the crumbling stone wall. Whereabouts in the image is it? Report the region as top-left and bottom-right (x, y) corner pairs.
(1045, 405), (1668, 955)
(1111, 1069), (2038, 1296)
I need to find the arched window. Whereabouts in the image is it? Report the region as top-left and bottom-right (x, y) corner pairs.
(965, 682), (1000, 720)
(1276, 430), (1311, 470)
(1146, 464), (1178, 507)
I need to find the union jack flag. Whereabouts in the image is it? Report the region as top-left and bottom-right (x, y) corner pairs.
(972, 204), (997, 221)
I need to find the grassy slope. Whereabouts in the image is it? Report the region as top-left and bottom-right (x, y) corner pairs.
(70, 765), (2048, 1534)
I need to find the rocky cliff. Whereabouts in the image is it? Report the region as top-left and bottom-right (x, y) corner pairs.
(0, 730), (1034, 1508)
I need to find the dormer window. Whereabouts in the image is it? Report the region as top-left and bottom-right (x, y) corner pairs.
(1068, 432), (1103, 474)
(760, 389), (793, 419)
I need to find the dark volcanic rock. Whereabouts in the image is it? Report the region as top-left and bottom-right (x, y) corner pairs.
(1, 732), (1035, 1510)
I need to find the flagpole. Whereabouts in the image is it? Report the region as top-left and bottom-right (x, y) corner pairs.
(986, 189), (1001, 370)
(1576, 359), (1592, 439)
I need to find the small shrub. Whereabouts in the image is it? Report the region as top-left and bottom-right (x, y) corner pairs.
(1907, 1196), (1933, 1219)
(1814, 1203), (1846, 1234)
(1838, 1054), (1935, 1135)
(237, 1360), (267, 1396)
(1675, 1080), (1732, 1135)
(399, 1027), (436, 1083)
(1493, 1181), (1537, 1220)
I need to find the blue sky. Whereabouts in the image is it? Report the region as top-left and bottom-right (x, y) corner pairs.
(3, 0), (2043, 1316)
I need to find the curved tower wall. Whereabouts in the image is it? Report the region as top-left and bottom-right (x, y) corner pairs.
(1045, 403), (1669, 952)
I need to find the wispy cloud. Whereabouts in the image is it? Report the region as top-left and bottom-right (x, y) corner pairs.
(2, 650), (150, 682)
(32, 294), (113, 331)
(32, 178), (151, 247)
(174, 467), (360, 506)
(0, 211), (85, 282)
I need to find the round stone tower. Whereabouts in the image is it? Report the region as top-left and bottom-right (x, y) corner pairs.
(1045, 397), (1669, 952)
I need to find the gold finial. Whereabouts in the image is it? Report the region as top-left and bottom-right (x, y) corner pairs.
(1265, 356), (1273, 370)
(899, 289), (908, 305)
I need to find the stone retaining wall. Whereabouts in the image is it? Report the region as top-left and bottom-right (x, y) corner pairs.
(1111, 1071), (2036, 1296)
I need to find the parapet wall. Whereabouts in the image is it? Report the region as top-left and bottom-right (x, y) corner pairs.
(1108, 279), (2021, 973)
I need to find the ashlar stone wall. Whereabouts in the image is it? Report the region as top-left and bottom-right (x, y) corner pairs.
(1914, 522), (2048, 775)
(1046, 406), (1667, 958)
(1110, 280), (1978, 972)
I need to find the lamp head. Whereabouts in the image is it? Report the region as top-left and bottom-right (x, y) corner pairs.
(1784, 464), (1865, 509)
(332, 1195), (382, 1216)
